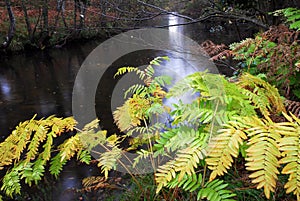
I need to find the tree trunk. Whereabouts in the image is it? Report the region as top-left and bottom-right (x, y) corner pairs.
(42, 0), (49, 32)
(79, 1), (87, 29)
(21, 0), (33, 42)
(74, 0), (77, 29)
(1, 0), (16, 49)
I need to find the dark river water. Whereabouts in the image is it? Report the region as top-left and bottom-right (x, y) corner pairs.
(0, 14), (255, 200)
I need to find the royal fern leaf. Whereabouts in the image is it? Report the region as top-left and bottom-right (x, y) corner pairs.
(245, 117), (281, 199)
(167, 173), (203, 192)
(277, 113), (300, 199)
(97, 146), (122, 179)
(197, 179), (236, 201)
(49, 153), (67, 178)
(237, 73), (286, 117)
(155, 135), (207, 193)
(206, 118), (248, 181)
(26, 124), (48, 162)
(1, 165), (22, 197)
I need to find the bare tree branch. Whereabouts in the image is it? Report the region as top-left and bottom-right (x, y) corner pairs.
(137, 0), (194, 21)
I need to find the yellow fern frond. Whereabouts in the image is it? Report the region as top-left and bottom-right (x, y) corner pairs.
(245, 117), (281, 199)
(98, 146), (122, 179)
(26, 124), (48, 162)
(58, 134), (83, 162)
(277, 113), (300, 199)
(206, 119), (247, 181)
(113, 100), (141, 132)
(238, 73), (286, 117)
(230, 38), (255, 53)
(0, 117), (37, 168)
(114, 66), (138, 78)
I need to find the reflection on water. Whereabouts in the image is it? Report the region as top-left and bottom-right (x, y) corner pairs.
(0, 41), (99, 137)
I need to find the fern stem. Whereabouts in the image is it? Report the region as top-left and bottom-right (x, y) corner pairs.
(209, 100), (220, 143)
(247, 37), (263, 71)
(143, 118), (156, 172)
(92, 144), (143, 192)
(202, 164), (207, 187)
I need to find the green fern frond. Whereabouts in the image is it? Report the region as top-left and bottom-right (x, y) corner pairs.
(245, 117), (281, 199)
(126, 122), (164, 137)
(197, 179), (236, 201)
(273, 8), (300, 30)
(124, 84), (148, 98)
(277, 113), (300, 199)
(21, 159), (45, 186)
(1, 163), (23, 197)
(229, 38), (254, 50)
(154, 128), (178, 156)
(49, 153), (67, 178)
(154, 126), (208, 156)
(155, 137), (207, 193)
(77, 150), (92, 164)
(206, 118), (248, 181)
(167, 173), (203, 192)
(152, 75), (172, 87)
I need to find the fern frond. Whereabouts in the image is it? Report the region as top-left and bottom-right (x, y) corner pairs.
(238, 73), (286, 117)
(206, 118), (248, 181)
(229, 38), (255, 57)
(1, 164), (23, 197)
(21, 159), (44, 186)
(152, 75), (172, 87)
(154, 126), (208, 157)
(277, 113), (300, 199)
(0, 120), (33, 168)
(97, 146), (122, 179)
(49, 153), (67, 178)
(167, 173), (203, 192)
(113, 99), (141, 132)
(285, 99), (300, 118)
(58, 134), (82, 162)
(82, 176), (109, 191)
(197, 179), (236, 201)
(79, 130), (108, 151)
(39, 132), (54, 162)
(210, 50), (234, 61)
(273, 7), (300, 30)
(133, 149), (152, 168)
(26, 124), (48, 162)
(77, 150), (91, 164)
(49, 134), (83, 177)
(155, 136), (207, 193)
(114, 66), (138, 78)
(245, 117), (281, 199)
(126, 122), (164, 137)
(124, 84), (148, 98)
